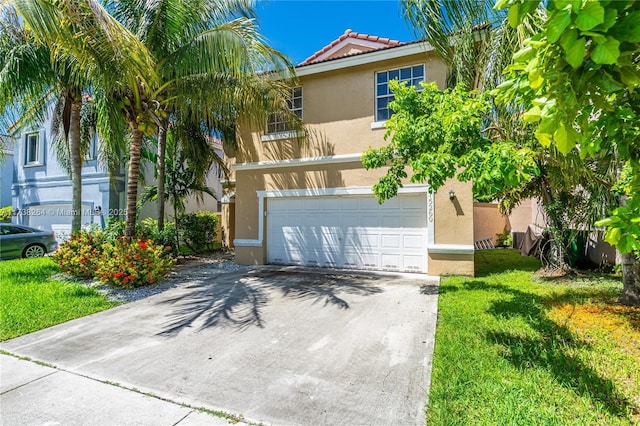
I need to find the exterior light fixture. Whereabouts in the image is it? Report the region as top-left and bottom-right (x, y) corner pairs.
(449, 189), (455, 201)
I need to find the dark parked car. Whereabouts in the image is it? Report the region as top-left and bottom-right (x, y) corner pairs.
(0, 224), (59, 260)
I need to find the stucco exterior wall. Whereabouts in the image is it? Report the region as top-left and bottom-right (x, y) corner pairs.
(428, 253), (474, 276)
(221, 202), (235, 248)
(11, 123), (124, 233)
(236, 52), (447, 164)
(509, 198), (547, 233)
(474, 202), (510, 245)
(232, 46), (473, 276)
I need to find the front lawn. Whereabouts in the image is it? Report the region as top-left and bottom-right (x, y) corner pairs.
(428, 249), (639, 425)
(0, 258), (116, 341)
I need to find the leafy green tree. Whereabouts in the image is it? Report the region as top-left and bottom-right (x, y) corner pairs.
(494, 0), (640, 304)
(140, 128), (217, 218)
(362, 81), (617, 267)
(373, 0), (619, 269)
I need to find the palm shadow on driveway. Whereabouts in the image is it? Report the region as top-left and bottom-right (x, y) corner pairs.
(156, 269), (385, 336)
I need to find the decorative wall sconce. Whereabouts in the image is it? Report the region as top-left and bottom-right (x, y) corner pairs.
(449, 189), (455, 201)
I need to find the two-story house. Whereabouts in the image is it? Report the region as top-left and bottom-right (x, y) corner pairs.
(10, 120), (124, 237)
(227, 30), (475, 276)
(8, 114), (222, 238)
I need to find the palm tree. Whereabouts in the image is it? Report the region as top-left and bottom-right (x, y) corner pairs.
(139, 126), (220, 251)
(107, 0), (296, 232)
(5, 0), (156, 235)
(0, 5), (88, 231)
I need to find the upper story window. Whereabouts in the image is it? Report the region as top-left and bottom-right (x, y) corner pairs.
(375, 64), (425, 122)
(266, 86), (302, 135)
(24, 132), (42, 166)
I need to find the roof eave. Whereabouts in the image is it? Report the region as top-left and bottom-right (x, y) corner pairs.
(295, 41), (434, 77)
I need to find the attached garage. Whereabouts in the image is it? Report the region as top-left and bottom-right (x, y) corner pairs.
(266, 193), (428, 273)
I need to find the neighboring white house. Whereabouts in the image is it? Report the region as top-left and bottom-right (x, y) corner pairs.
(8, 113), (223, 237)
(1, 135), (14, 208)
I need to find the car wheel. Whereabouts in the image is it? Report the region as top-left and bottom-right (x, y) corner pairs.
(23, 244), (46, 258)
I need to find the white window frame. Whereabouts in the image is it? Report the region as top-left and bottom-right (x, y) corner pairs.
(264, 86), (303, 139)
(85, 131), (98, 161)
(374, 64), (425, 122)
(24, 131), (42, 166)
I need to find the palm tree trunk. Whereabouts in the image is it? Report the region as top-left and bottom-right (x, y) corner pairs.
(69, 100), (83, 233)
(125, 125), (144, 237)
(157, 124), (167, 232)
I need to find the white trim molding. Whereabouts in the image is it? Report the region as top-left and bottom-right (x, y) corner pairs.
(427, 244), (475, 255)
(258, 185), (430, 198)
(234, 153), (362, 171)
(234, 239), (263, 247)
(260, 130), (305, 142)
(370, 121), (387, 130)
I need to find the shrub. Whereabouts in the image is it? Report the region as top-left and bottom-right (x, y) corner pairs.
(104, 218), (177, 253)
(101, 218), (126, 241)
(95, 237), (175, 288)
(51, 231), (104, 279)
(0, 206), (12, 223)
(178, 211), (218, 253)
(140, 217), (178, 253)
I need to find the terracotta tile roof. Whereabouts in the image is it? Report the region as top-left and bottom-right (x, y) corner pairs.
(300, 29), (404, 66)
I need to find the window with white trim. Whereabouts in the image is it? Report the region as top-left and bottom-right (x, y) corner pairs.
(375, 64), (424, 121)
(266, 86), (302, 134)
(24, 132), (41, 165)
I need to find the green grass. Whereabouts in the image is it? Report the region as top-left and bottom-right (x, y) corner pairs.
(428, 249), (640, 425)
(0, 258), (116, 341)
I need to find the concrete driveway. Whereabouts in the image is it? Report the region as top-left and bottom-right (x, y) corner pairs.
(1, 266), (439, 425)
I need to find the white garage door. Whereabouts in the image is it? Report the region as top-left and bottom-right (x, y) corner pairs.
(266, 194), (428, 273)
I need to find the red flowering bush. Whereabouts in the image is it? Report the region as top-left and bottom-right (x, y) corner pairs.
(95, 236), (175, 288)
(51, 232), (104, 279)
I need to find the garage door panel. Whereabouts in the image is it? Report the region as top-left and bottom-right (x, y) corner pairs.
(321, 197), (340, 210)
(403, 255), (425, 272)
(341, 198), (360, 210)
(267, 194), (428, 273)
(402, 196), (426, 210)
(403, 235), (425, 249)
(381, 215), (401, 228)
(359, 197), (383, 210)
(344, 232), (379, 248)
(381, 254), (401, 271)
(303, 198), (321, 210)
(400, 214), (427, 228)
(380, 197), (401, 209)
(381, 234), (401, 249)
(343, 252), (378, 269)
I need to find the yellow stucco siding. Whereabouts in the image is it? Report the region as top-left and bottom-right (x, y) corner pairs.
(236, 52), (447, 164)
(232, 47), (475, 276)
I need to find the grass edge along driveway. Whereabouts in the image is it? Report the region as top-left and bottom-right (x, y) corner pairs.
(0, 258), (116, 341)
(428, 249), (639, 426)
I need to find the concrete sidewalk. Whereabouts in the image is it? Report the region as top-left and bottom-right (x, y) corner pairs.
(1, 267), (439, 425)
(0, 354), (238, 425)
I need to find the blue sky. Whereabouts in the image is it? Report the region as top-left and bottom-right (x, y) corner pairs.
(255, 1), (416, 65)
